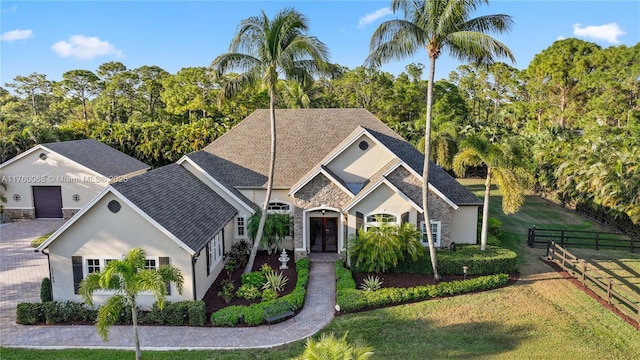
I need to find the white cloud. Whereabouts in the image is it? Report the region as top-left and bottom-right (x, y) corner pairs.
(556, 35), (566, 41)
(572, 23), (625, 43)
(1, 29), (33, 42)
(358, 7), (392, 29)
(52, 35), (123, 60)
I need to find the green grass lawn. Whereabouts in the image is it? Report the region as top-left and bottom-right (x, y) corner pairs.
(3, 179), (639, 359)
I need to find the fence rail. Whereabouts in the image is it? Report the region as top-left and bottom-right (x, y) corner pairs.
(527, 227), (639, 253)
(544, 241), (640, 325)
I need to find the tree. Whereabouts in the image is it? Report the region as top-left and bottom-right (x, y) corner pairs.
(211, 8), (333, 274)
(61, 69), (101, 121)
(295, 332), (373, 360)
(247, 209), (291, 254)
(453, 136), (531, 250)
(79, 248), (184, 360)
(366, 0), (515, 279)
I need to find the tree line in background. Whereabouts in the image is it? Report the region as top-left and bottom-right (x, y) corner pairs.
(1, 38), (639, 229)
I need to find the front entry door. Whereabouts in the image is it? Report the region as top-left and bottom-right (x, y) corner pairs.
(310, 217), (337, 253)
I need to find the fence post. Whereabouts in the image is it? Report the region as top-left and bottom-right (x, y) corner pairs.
(581, 260), (586, 286)
(595, 232), (600, 250)
(560, 230), (565, 247)
(607, 279), (612, 304)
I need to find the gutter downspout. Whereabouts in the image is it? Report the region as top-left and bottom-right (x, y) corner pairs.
(191, 252), (200, 301)
(35, 248), (53, 297)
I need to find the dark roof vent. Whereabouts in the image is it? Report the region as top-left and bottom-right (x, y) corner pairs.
(39, 153), (47, 160)
(108, 200), (121, 213)
(358, 140), (369, 151)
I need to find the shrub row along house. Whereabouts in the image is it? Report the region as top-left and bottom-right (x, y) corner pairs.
(35, 109), (482, 307)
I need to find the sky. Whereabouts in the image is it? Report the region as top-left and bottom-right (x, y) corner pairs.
(1, 0), (639, 86)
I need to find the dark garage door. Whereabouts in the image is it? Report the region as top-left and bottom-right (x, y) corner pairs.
(33, 186), (63, 218)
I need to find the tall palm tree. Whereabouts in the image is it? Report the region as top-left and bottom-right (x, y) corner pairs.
(453, 136), (531, 250)
(366, 0), (515, 279)
(211, 8), (333, 274)
(79, 248), (184, 360)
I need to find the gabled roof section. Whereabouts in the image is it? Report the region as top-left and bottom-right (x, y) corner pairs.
(185, 151), (259, 211)
(112, 164), (238, 253)
(42, 139), (149, 177)
(289, 164), (354, 197)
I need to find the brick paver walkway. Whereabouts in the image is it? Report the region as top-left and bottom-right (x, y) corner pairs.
(0, 220), (336, 350)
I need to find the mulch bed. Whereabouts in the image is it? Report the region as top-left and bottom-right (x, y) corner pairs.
(543, 260), (640, 331)
(202, 251), (297, 317)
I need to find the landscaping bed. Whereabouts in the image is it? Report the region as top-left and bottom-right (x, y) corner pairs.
(203, 250), (297, 317)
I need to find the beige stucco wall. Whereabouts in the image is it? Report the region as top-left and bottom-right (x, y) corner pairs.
(450, 206), (479, 244)
(326, 134), (394, 184)
(1, 148), (105, 219)
(238, 188), (295, 251)
(47, 191), (194, 308)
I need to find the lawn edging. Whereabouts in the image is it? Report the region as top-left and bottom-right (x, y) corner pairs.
(336, 260), (509, 313)
(210, 258), (310, 327)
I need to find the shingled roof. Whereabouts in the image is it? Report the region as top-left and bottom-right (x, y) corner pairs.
(195, 108), (480, 206)
(112, 164), (237, 253)
(43, 139), (149, 177)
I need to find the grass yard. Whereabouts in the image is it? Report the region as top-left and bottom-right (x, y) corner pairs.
(3, 179), (639, 359)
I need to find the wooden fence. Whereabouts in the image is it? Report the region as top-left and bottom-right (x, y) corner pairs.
(528, 227), (639, 253)
(545, 241), (640, 325)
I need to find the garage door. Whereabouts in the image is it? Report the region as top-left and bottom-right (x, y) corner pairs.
(32, 186), (63, 218)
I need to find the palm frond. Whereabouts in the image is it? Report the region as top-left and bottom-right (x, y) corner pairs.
(96, 295), (125, 341)
(366, 19), (427, 68)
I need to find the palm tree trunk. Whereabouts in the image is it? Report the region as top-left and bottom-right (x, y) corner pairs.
(244, 93), (277, 274)
(131, 302), (142, 360)
(423, 56), (440, 281)
(480, 168), (492, 251)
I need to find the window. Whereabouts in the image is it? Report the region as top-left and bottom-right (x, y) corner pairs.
(145, 259), (157, 270)
(207, 230), (224, 275)
(420, 221), (441, 247)
(267, 202), (290, 212)
(87, 259), (100, 274)
(366, 213), (397, 223)
(236, 216), (246, 238)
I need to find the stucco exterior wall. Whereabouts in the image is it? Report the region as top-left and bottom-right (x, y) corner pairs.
(326, 134), (394, 184)
(450, 206), (479, 244)
(47, 192), (194, 308)
(1, 149), (105, 219)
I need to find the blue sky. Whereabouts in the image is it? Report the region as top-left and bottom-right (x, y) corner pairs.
(1, 1), (639, 86)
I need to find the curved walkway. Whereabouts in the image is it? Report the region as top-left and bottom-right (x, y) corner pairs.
(0, 220), (336, 350)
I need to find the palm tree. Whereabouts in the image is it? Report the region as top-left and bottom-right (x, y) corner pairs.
(211, 8), (333, 274)
(295, 332), (373, 360)
(453, 136), (531, 250)
(366, 0), (515, 279)
(79, 248), (184, 360)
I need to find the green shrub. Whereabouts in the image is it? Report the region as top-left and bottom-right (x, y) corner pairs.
(241, 271), (266, 288)
(487, 217), (503, 237)
(262, 270), (288, 293)
(261, 288), (279, 302)
(187, 301), (206, 326)
(260, 263), (273, 276)
(244, 303), (267, 325)
(236, 284), (261, 300)
(211, 306), (243, 327)
(40, 277), (52, 302)
(218, 279), (236, 303)
(42, 301), (65, 324)
(393, 245), (517, 275)
(164, 302), (188, 326)
(359, 275), (383, 291)
(16, 303), (43, 325)
(336, 260), (356, 291)
(141, 302), (166, 325)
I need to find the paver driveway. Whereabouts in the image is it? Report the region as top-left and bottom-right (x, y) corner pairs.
(0, 220), (336, 350)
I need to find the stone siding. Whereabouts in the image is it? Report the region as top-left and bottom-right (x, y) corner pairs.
(4, 209), (35, 220)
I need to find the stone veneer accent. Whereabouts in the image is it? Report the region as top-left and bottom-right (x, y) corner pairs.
(62, 209), (80, 221)
(386, 166), (454, 247)
(4, 209), (35, 220)
(292, 174), (352, 260)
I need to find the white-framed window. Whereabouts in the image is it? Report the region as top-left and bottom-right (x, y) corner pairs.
(364, 213), (399, 231)
(144, 258), (157, 270)
(87, 258), (101, 274)
(207, 230), (224, 275)
(267, 201), (291, 212)
(236, 216), (246, 238)
(420, 221), (441, 247)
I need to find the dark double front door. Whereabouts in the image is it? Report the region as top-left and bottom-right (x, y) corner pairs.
(310, 217), (337, 253)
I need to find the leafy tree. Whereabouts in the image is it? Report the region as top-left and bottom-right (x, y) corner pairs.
(295, 332), (373, 360)
(366, 0), (514, 279)
(247, 209), (292, 254)
(211, 8), (334, 274)
(79, 247), (184, 360)
(453, 136), (531, 250)
(134, 65), (169, 120)
(60, 69), (101, 121)
(5, 72), (52, 118)
(161, 67), (217, 120)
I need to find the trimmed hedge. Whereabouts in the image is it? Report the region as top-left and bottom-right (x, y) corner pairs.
(40, 277), (52, 302)
(16, 300), (206, 326)
(211, 258), (310, 327)
(390, 245), (517, 275)
(336, 260), (509, 313)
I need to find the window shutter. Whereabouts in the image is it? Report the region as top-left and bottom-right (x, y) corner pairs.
(401, 212), (409, 224)
(159, 257), (171, 295)
(206, 243), (211, 276)
(72, 256), (83, 295)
